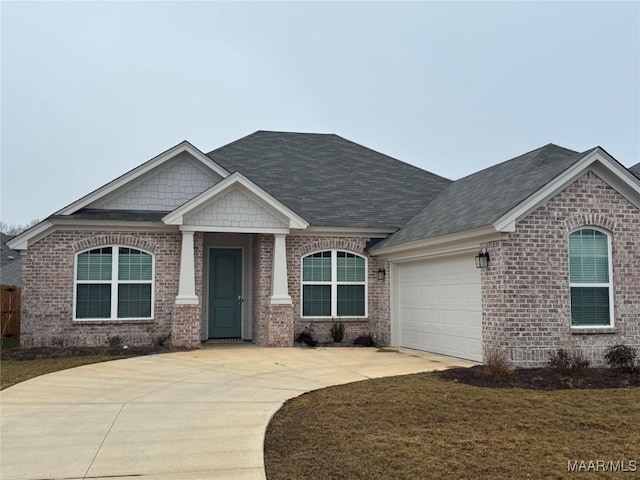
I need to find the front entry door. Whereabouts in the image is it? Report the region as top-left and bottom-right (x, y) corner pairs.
(209, 249), (242, 338)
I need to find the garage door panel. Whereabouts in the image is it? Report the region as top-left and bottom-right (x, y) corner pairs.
(397, 254), (483, 362)
(440, 309), (464, 326)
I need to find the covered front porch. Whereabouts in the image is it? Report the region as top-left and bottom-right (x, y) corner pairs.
(162, 172), (309, 348)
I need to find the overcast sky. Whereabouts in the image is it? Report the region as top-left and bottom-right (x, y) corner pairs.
(1, 1), (638, 226)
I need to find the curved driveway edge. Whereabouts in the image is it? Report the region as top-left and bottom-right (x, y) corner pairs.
(0, 346), (473, 480)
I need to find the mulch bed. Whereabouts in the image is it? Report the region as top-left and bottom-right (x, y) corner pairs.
(437, 365), (640, 390)
(0, 345), (183, 361)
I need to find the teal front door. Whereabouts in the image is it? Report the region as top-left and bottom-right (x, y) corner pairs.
(208, 249), (242, 339)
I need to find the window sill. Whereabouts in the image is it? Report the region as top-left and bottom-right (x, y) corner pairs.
(74, 319), (155, 325)
(571, 327), (617, 335)
(302, 317), (368, 322)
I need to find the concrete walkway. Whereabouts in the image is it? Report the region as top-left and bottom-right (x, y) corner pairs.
(0, 346), (473, 480)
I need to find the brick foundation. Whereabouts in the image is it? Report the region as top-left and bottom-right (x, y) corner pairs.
(172, 304), (202, 348)
(482, 172), (640, 367)
(266, 304), (294, 347)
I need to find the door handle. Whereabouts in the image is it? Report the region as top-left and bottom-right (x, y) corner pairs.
(237, 295), (244, 305)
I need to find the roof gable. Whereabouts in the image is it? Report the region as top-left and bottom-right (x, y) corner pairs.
(208, 131), (451, 229)
(374, 145), (640, 253)
(374, 144), (583, 249)
(162, 172), (309, 231)
(91, 151), (223, 211)
(56, 141), (229, 216)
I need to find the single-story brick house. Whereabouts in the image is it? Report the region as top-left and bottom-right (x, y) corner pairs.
(8, 131), (640, 365)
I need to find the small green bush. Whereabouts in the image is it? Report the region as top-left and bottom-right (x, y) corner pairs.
(548, 349), (590, 375)
(330, 323), (345, 343)
(604, 345), (638, 372)
(107, 335), (122, 349)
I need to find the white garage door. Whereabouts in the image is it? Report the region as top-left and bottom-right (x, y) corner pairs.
(396, 254), (482, 362)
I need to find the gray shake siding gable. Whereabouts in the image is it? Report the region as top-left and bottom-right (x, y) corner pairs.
(481, 172), (640, 366)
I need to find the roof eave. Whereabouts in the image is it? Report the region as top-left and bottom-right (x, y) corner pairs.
(55, 141), (230, 217)
(370, 225), (501, 260)
(493, 147), (640, 232)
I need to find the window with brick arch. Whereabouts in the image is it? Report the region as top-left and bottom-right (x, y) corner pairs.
(301, 250), (367, 318)
(74, 246), (154, 320)
(568, 228), (613, 327)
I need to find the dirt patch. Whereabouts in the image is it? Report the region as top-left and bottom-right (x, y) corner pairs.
(0, 345), (182, 361)
(437, 365), (640, 390)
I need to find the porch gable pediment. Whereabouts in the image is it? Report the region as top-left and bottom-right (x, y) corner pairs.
(162, 172), (309, 232)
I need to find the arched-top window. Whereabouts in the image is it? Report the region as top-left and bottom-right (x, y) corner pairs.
(568, 228), (613, 327)
(74, 246), (154, 320)
(301, 250), (367, 318)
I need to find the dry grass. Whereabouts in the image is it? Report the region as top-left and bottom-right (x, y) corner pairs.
(265, 373), (640, 480)
(0, 356), (129, 390)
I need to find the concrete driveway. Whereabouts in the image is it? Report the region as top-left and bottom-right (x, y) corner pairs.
(1, 345), (473, 480)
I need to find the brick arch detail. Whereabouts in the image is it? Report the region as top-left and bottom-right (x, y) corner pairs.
(297, 238), (367, 258)
(71, 234), (158, 254)
(563, 213), (617, 233)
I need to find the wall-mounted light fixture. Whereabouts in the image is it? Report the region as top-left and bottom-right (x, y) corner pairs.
(376, 268), (386, 280)
(475, 248), (490, 268)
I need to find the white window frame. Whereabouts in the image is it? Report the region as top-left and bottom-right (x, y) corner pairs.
(568, 227), (614, 329)
(73, 245), (155, 321)
(301, 249), (368, 318)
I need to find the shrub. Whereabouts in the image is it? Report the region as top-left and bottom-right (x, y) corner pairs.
(153, 334), (171, 347)
(107, 335), (122, 349)
(295, 331), (318, 347)
(330, 323), (345, 343)
(483, 347), (512, 377)
(604, 345), (638, 372)
(548, 349), (590, 375)
(352, 334), (376, 347)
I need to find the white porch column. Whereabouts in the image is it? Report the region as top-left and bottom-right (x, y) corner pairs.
(271, 233), (292, 305)
(176, 230), (199, 305)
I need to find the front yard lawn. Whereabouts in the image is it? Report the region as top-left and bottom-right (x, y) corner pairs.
(265, 373), (639, 480)
(1, 356), (131, 390)
(0, 346), (175, 390)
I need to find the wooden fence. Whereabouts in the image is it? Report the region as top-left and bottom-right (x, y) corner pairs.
(1, 285), (21, 337)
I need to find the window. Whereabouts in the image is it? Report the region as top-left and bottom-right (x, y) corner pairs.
(302, 250), (366, 317)
(75, 246), (154, 320)
(568, 229), (613, 327)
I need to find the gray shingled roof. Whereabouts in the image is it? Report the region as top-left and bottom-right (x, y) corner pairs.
(631, 162), (640, 179)
(1, 233), (22, 285)
(374, 144), (592, 249)
(208, 131), (451, 229)
(54, 209), (170, 222)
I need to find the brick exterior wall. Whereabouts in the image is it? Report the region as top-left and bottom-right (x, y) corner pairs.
(21, 230), (204, 348)
(286, 235), (390, 345)
(25, 230), (390, 349)
(251, 234), (390, 346)
(252, 234), (272, 345)
(266, 304), (295, 347)
(481, 172), (640, 366)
